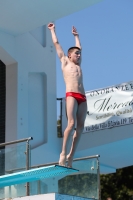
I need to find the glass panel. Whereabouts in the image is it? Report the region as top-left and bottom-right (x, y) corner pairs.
(0, 143), (27, 199)
(30, 157), (99, 200)
(0, 151), (99, 199)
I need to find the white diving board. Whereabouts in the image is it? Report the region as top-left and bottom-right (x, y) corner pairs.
(0, 165), (79, 188)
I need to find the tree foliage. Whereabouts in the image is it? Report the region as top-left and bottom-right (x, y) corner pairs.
(57, 116), (62, 138)
(59, 173), (97, 199)
(58, 164), (133, 200)
(101, 165), (133, 200)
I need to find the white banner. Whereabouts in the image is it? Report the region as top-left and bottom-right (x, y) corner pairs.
(61, 81), (133, 134)
(84, 81), (133, 133)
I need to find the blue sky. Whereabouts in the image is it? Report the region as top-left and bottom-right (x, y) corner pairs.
(56, 0), (133, 118)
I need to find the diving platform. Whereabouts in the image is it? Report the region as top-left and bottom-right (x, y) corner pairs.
(0, 138), (100, 199)
(0, 155), (100, 199)
(0, 165), (78, 188)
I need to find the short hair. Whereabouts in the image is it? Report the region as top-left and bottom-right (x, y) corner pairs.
(67, 46), (81, 56)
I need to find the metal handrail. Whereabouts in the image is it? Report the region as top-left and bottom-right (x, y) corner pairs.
(5, 155), (100, 173)
(0, 137), (33, 196)
(57, 98), (63, 137)
(0, 137), (33, 147)
(31, 154), (100, 168)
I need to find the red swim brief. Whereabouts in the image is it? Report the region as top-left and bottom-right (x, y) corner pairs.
(66, 92), (86, 105)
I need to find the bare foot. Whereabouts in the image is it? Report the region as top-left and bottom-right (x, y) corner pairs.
(59, 153), (66, 166)
(66, 154), (73, 168)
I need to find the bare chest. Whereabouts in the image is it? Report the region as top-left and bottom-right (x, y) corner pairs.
(63, 64), (82, 78)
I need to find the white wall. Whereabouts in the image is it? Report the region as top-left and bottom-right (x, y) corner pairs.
(0, 26), (61, 167)
(15, 29), (62, 165)
(13, 193), (90, 200)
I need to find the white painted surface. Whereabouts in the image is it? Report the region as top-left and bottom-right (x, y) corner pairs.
(0, 45), (16, 65)
(13, 193), (92, 200)
(30, 26), (46, 47)
(28, 72), (47, 148)
(0, 0), (103, 36)
(14, 29), (61, 165)
(0, 24), (62, 167)
(6, 62), (18, 143)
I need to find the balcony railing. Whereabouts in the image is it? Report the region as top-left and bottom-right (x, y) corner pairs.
(0, 137), (100, 200)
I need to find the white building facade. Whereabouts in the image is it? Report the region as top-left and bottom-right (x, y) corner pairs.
(0, 0), (104, 167)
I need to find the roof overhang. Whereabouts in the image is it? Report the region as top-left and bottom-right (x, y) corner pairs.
(0, 0), (104, 36)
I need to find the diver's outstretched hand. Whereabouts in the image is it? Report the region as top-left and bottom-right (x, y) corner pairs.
(47, 23), (55, 30)
(72, 26), (79, 36)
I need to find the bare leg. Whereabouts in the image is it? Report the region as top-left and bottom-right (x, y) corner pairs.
(67, 101), (87, 167)
(59, 97), (78, 166)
